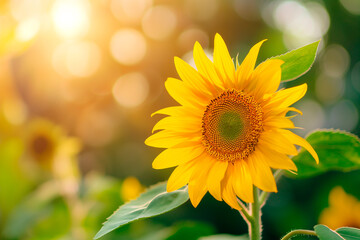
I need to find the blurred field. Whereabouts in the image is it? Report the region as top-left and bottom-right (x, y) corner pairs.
(0, 0), (360, 239)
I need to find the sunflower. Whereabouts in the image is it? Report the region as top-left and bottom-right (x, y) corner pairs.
(121, 177), (145, 202)
(319, 186), (360, 229)
(25, 119), (62, 168)
(145, 34), (318, 210)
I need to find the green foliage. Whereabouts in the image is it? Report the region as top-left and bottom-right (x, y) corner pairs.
(336, 227), (360, 240)
(0, 138), (31, 217)
(94, 182), (189, 239)
(198, 234), (249, 240)
(314, 225), (344, 240)
(166, 222), (215, 240)
(271, 40), (320, 82)
(141, 221), (215, 240)
(314, 225), (360, 240)
(3, 181), (63, 238)
(290, 130), (360, 178)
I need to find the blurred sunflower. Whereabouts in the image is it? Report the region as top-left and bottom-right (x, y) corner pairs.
(25, 119), (62, 169)
(121, 177), (144, 202)
(146, 34), (318, 209)
(319, 186), (360, 229)
(25, 119), (81, 175)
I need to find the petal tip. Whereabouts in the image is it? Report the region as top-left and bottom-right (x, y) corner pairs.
(189, 196), (201, 208)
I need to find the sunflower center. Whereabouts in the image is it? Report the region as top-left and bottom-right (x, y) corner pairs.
(218, 112), (244, 140)
(201, 90), (263, 162)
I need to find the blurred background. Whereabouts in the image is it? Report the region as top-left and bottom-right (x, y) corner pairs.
(0, 0), (360, 239)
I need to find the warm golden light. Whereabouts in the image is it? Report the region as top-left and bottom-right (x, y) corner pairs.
(142, 6), (177, 40)
(66, 41), (102, 78)
(110, 29), (147, 65)
(111, 0), (152, 23)
(184, 0), (218, 21)
(15, 18), (40, 42)
(2, 98), (28, 125)
(52, 41), (102, 78)
(51, 0), (90, 39)
(177, 28), (209, 52)
(112, 72), (149, 108)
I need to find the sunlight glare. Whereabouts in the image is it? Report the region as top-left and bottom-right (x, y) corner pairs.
(51, 0), (90, 39)
(15, 18), (40, 42)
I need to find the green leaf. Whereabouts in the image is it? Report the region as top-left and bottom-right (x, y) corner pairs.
(3, 181), (61, 238)
(336, 227), (360, 240)
(198, 234), (249, 240)
(94, 182), (189, 239)
(166, 221), (215, 240)
(271, 40), (320, 82)
(315, 225), (345, 240)
(290, 130), (360, 178)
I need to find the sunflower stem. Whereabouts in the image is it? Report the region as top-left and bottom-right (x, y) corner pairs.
(237, 199), (251, 221)
(281, 229), (317, 240)
(249, 187), (262, 240)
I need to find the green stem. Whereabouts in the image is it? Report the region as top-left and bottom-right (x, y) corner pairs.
(237, 199), (252, 221)
(238, 170), (285, 240)
(281, 229), (317, 240)
(250, 187), (261, 240)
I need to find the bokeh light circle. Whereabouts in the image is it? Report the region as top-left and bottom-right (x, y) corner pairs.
(142, 6), (177, 40)
(177, 28), (209, 52)
(112, 72), (149, 108)
(329, 100), (359, 131)
(320, 44), (350, 78)
(51, 0), (90, 39)
(292, 99), (325, 136)
(52, 41), (102, 78)
(15, 18), (40, 42)
(184, 0), (218, 21)
(340, 0), (360, 15)
(315, 74), (345, 104)
(111, 0), (153, 23)
(66, 42), (102, 78)
(110, 29), (147, 65)
(268, 1), (329, 49)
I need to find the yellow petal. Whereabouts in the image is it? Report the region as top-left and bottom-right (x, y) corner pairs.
(221, 165), (241, 210)
(259, 130), (298, 156)
(145, 130), (188, 148)
(188, 155), (213, 207)
(213, 33), (236, 87)
(286, 107), (303, 116)
(151, 106), (182, 117)
(247, 151), (277, 192)
(236, 39), (267, 89)
(206, 159), (228, 201)
(263, 116), (296, 130)
(152, 145), (204, 169)
(248, 59), (283, 99)
(165, 77), (207, 109)
(233, 160), (254, 203)
(151, 106), (203, 119)
(152, 116), (201, 133)
(193, 41), (224, 89)
(256, 144), (297, 171)
(167, 160), (197, 192)
(279, 129), (319, 163)
(174, 56), (217, 96)
(266, 84), (307, 109)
